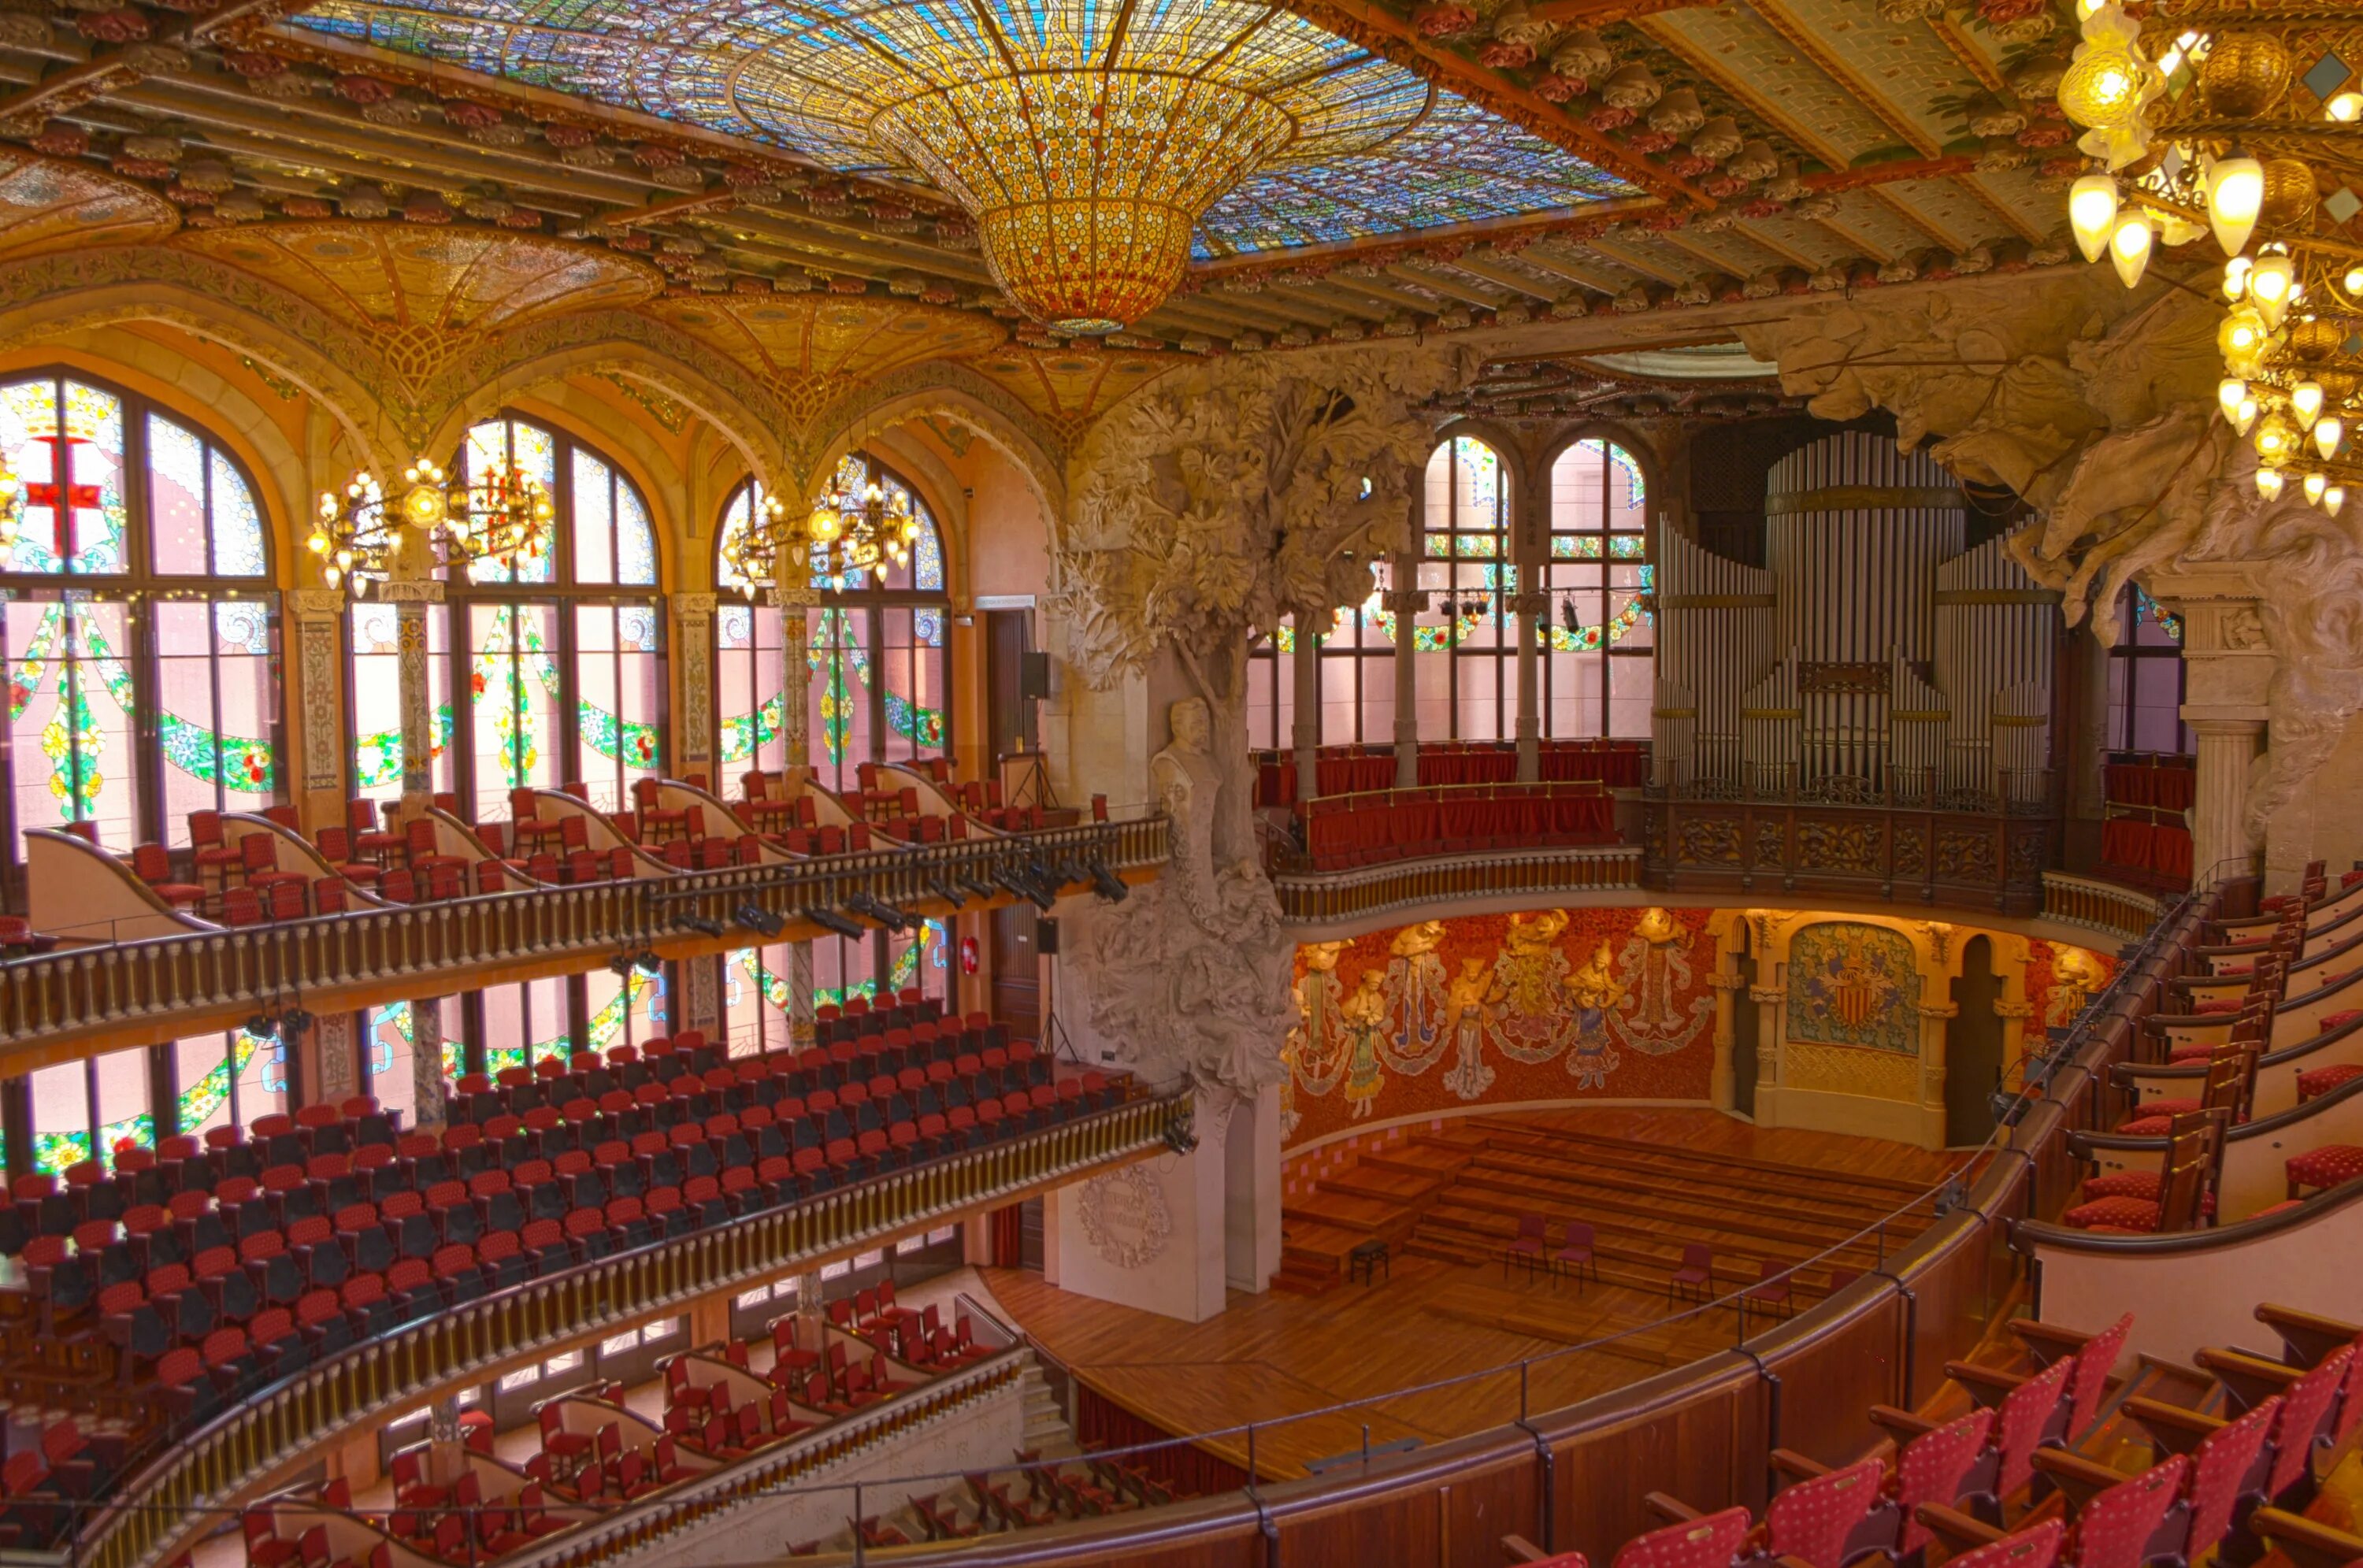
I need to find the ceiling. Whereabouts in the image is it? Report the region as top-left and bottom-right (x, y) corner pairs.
(0, 0), (2079, 400)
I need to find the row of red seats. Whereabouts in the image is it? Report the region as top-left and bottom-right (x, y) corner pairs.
(1299, 782), (1616, 870)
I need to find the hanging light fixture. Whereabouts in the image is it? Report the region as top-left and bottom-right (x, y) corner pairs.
(720, 487), (803, 599)
(807, 464), (920, 584)
(442, 459), (554, 573)
(309, 469), (400, 595)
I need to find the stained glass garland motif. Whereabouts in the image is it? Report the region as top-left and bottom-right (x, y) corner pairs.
(469, 610), (660, 780)
(291, 0), (1636, 262)
(2134, 585), (2183, 643)
(1275, 568), (1653, 658)
(24, 1030), (280, 1176)
(729, 918), (944, 1018)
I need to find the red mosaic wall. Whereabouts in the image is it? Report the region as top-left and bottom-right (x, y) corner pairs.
(1283, 906), (1723, 1149)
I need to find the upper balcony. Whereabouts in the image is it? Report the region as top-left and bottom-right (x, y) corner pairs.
(0, 784), (1167, 1058)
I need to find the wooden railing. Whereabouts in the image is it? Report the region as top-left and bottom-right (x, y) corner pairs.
(1642, 792), (2057, 915)
(2042, 871), (2171, 946)
(0, 817), (1167, 1056)
(1271, 844), (1645, 927)
(72, 1090), (1189, 1568)
(695, 884), (2210, 1568)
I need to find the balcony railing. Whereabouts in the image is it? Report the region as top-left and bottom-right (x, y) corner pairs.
(2041, 871), (2172, 945)
(1271, 843), (1644, 926)
(0, 817), (1167, 1052)
(73, 1089), (1189, 1568)
(1641, 784), (2057, 914)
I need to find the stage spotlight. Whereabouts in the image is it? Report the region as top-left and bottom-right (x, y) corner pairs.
(924, 876), (963, 909)
(845, 891), (908, 930)
(734, 901), (785, 938)
(1089, 858), (1128, 903)
(955, 873), (996, 904)
(247, 1013), (280, 1040)
(280, 1006), (315, 1037)
(632, 950), (664, 976)
(803, 906), (866, 939)
(677, 913), (724, 939)
(607, 952), (636, 978)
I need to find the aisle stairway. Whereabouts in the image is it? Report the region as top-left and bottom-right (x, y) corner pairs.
(1279, 1118), (1946, 1300)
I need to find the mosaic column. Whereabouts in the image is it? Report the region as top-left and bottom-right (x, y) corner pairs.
(775, 583), (820, 1045)
(1383, 580), (1426, 788)
(410, 997), (446, 1132)
(313, 1011), (358, 1106)
(379, 579), (445, 815)
(1509, 590), (1548, 784)
(287, 589), (347, 808)
(673, 592), (716, 773)
(1289, 621), (1320, 803)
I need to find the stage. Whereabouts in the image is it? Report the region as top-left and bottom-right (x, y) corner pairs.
(980, 1106), (1962, 1480)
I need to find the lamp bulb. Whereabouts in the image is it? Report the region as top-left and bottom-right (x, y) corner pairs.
(2235, 396), (2259, 436)
(2257, 467), (2285, 499)
(2224, 254), (2252, 301)
(2250, 254), (2295, 328)
(2218, 377), (2247, 421)
(2205, 157), (2264, 257)
(2327, 485), (2347, 517)
(2109, 213), (2152, 288)
(2316, 417), (2344, 459)
(2306, 470), (2329, 504)
(2294, 380), (2325, 424)
(2069, 175), (2119, 263)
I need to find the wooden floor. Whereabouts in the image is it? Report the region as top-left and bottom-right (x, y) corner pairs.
(986, 1107), (1962, 1481)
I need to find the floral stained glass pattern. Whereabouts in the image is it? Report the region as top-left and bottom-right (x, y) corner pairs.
(291, 0), (1637, 262)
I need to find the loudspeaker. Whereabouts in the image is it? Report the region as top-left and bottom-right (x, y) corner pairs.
(1036, 917), (1060, 955)
(1018, 650), (1051, 700)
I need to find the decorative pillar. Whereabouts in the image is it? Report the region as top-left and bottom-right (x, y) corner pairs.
(410, 997), (447, 1132)
(775, 583), (820, 1043)
(313, 1012), (357, 1107)
(378, 580), (446, 815)
(1916, 998), (1959, 1149)
(1289, 619), (1320, 803)
(1707, 967), (1747, 1112)
(287, 589), (347, 821)
(1747, 981), (1786, 1125)
(2188, 718), (2265, 884)
(1384, 579), (1425, 788)
(1509, 590), (1547, 784)
(2153, 572), (2272, 886)
(673, 591), (716, 775)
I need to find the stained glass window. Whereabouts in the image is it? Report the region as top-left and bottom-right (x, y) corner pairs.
(1416, 436), (1512, 743)
(347, 601), (453, 814)
(437, 416), (665, 824)
(364, 997), (461, 1126)
(716, 483), (782, 780)
(2109, 584), (2190, 755)
(723, 943), (796, 1057)
(792, 458), (950, 791)
(1545, 439), (1653, 740)
(0, 370), (280, 890)
(582, 963), (668, 1055)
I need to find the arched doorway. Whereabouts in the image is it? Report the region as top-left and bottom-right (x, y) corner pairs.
(1946, 936), (2005, 1147)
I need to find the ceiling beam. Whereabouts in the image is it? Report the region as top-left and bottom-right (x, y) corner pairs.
(1290, 0), (1709, 206)
(1586, 236), (1689, 287)
(1511, 248), (1628, 295)
(1445, 256), (1569, 304)
(0, 0), (313, 132)
(1319, 273), (1449, 314)
(1385, 263), (1501, 308)
(1742, 0), (1943, 160)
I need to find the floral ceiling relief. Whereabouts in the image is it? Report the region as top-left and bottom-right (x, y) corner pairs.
(1282, 906), (1719, 1148)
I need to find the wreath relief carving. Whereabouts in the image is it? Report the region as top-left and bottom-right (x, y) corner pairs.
(1077, 1165), (1173, 1272)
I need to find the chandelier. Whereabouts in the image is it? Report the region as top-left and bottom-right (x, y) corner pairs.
(308, 469), (402, 594)
(2059, 0), (2363, 512)
(809, 471), (918, 584)
(720, 488), (799, 598)
(310, 458), (552, 589)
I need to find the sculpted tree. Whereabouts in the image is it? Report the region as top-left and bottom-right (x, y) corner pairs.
(1051, 349), (1453, 1098)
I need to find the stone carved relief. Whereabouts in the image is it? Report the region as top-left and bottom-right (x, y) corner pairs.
(1076, 1164), (1173, 1271)
(674, 592), (715, 765)
(1057, 349), (1465, 1103)
(1679, 816), (1743, 866)
(313, 1013), (355, 1103)
(1734, 269), (2363, 848)
(288, 590), (345, 794)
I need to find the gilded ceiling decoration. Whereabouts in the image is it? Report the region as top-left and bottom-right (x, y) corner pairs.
(646, 293), (1008, 424)
(963, 345), (1185, 441)
(0, 147), (178, 263)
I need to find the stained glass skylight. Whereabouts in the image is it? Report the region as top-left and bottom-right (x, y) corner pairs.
(295, 0), (1637, 265)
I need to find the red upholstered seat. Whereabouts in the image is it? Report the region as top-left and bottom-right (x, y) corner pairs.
(2319, 1010), (2363, 1033)
(2168, 1044), (2218, 1063)
(2284, 1144), (2363, 1195)
(2297, 1062), (2363, 1100)
(2061, 1193), (2175, 1231)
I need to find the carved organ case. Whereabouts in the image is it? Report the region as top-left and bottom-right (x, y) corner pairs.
(1651, 432), (2057, 806)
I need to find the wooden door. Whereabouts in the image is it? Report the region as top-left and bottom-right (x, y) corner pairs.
(985, 608), (1033, 765)
(990, 900), (1040, 1039)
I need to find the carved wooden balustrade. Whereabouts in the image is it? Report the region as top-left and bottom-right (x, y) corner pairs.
(1642, 781), (2058, 915)
(73, 1088), (1190, 1568)
(2040, 871), (2171, 946)
(0, 817), (1167, 1055)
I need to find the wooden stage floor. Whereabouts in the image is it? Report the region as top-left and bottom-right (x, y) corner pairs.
(978, 1107), (1961, 1481)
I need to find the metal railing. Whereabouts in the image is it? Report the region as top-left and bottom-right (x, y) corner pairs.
(0, 817), (1168, 1051)
(69, 1089), (1189, 1568)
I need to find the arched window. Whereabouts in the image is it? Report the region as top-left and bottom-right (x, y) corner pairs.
(714, 480), (787, 776)
(1545, 438), (1653, 738)
(2109, 585), (2188, 754)
(447, 414), (662, 821)
(811, 454), (950, 792)
(0, 369), (276, 903)
(1415, 435), (1512, 740)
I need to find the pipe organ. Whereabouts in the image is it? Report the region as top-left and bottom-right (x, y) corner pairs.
(1652, 432), (2059, 806)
